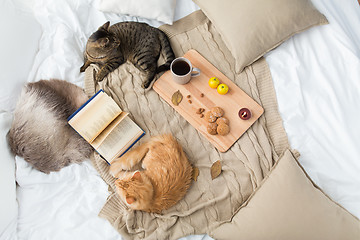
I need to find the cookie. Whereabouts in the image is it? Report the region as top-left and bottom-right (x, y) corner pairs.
(217, 123), (230, 136)
(207, 122), (218, 135)
(216, 117), (229, 125)
(210, 107), (224, 118)
(205, 111), (217, 123)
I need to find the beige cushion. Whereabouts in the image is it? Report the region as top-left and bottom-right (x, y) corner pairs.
(193, 0), (328, 73)
(210, 149), (360, 240)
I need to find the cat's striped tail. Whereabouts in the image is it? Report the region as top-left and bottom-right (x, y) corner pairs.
(156, 30), (175, 74)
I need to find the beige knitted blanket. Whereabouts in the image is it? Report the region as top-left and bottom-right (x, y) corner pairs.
(84, 10), (290, 240)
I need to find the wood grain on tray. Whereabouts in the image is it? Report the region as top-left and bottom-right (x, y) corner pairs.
(153, 50), (264, 152)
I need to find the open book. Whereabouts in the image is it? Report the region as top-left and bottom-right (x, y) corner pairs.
(68, 90), (145, 164)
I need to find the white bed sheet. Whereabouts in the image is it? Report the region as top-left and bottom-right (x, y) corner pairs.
(1, 0), (359, 239)
(265, 0), (360, 218)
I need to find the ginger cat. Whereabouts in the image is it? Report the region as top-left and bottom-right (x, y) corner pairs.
(109, 134), (193, 213)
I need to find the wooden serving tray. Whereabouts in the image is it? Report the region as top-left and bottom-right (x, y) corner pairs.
(153, 50), (264, 152)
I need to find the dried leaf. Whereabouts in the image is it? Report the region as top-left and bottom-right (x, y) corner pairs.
(210, 160), (222, 180)
(193, 167), (199, 181)
(171, 90), (183, 106)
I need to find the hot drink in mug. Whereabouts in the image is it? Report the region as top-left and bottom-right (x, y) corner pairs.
(170, 57), (200, 84)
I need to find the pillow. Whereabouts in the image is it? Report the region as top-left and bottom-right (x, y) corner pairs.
(0, 112), (17, 239)
(210, 150), (360, 239)
(98, 0), (177, 25)
(193, 0), (328, 73)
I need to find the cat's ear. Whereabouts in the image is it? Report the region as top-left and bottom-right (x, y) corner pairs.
(131, 171), (142, 181)
(99, 21), (110, 31)
(126, 196), (136, 204)
(99, 38), (109, 48)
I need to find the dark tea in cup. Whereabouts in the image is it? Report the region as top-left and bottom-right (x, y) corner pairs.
(172, 60), (191, 76)
(170, 57), (201, 84)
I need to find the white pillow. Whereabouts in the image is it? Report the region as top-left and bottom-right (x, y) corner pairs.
(0, 112), (17, 239)
(98, 0), (177, 24)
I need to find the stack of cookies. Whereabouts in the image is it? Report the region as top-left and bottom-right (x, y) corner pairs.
(205, 107), (230, 136)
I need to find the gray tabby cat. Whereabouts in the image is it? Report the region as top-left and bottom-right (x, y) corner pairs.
(80, 21), (175, 88)
(7, 79), (93, 174)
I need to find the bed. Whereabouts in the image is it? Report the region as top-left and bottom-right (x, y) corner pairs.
(1, 0), (359, 239)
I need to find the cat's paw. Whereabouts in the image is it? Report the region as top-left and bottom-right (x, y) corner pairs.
(109, 164), (120, 178)
(142, 81), (151, 89)
(80, 65), (86, 72)
(109, 162), (124, 177)
(109, 160), (131, 177)
(95, 74), (105, 83)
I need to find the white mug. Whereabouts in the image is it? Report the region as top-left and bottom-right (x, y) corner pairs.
(170, 57), (201, 85)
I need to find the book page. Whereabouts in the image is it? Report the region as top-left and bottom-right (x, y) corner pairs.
(91, 112), (128, 149)
(94, 116), (144, 164)
(68, 91), (122, 142)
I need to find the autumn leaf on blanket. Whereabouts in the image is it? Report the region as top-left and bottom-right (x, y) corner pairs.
(171, 90), (183, 106)
(193, 166), (199, 181)
(211, 160), (222, 180)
